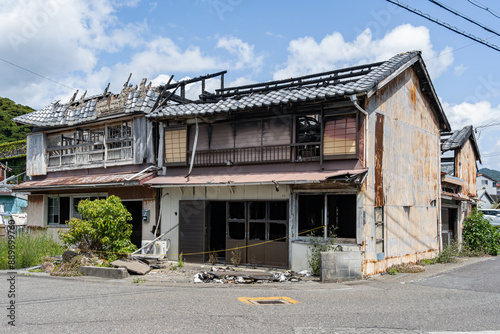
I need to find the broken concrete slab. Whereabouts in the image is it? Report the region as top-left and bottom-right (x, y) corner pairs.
(78, 266), (129, 279)
(111, 259), (151, 275)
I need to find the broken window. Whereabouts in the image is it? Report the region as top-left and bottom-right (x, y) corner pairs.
(295, 115), (321, 161)
(228, 221), (245, 240)
(249, 222), (266, 240)
(107, 121), (133, 161)
(269, 223), (287, 242)
(270, 201), (287, 220)
(228, 202), (245, 220)
(249, 202), (266, 220)
(46, 121), (132, 168)
(164, 128), (187, 164)
(298, 194), (357, 240)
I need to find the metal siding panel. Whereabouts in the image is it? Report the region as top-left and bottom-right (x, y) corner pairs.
(179, 200), (206, 263)
(146, 120), (155, 164)
(26, 133), (47, 176)
(374, 114), (384, 207)
(133, 117), (147, 164)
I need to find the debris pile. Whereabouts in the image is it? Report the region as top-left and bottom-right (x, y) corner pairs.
(192, 266), (312, 284)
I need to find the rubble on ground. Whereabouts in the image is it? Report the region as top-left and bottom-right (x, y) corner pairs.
(191, 266), (312, 284)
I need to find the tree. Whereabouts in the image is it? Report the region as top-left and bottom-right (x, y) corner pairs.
(59, 196), (137, 260)
(463, 209), (500, 256)
(0, 97), (33, 144)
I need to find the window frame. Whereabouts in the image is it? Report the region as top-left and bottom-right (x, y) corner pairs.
(46, 193), (107, 226)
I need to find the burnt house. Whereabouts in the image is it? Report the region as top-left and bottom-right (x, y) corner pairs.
(145, 51), (451, 276)
(440, 125), (481, 247)
(11, 78), (162, 244)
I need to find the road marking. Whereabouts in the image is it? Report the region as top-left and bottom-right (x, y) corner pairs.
(238, 296), (301, 305)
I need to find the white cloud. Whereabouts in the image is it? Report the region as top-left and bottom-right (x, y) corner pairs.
(454, 64), (467, 76)
(442, 100), (500, 169)
(442, 100), (500, 130)
(216, 36), (264, 70)
(273, 24), (453, 80)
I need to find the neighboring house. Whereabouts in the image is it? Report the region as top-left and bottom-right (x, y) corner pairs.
(0, 185), (27, 214)
(440, 125), (481, 246)
(144, 50), (451, 277)
(11, 79), (163, 244)
(476, 173), (498, 197)
(477, 189), (496, 209)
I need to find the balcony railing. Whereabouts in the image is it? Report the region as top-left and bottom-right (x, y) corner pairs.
(188, 143), (320, 167)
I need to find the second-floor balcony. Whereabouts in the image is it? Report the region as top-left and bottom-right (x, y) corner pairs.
(188, 142), (323, 167)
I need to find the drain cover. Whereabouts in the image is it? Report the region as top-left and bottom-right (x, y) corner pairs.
(238, 296), (300, 305)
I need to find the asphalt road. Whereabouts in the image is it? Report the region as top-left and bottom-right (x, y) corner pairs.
(1, 257), (500, 334)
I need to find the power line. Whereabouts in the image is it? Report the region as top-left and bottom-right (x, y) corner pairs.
(467, 0), (500, 20)
(386, 0), (500, 53)
(0, 57), (77, 90)
(429, 0), (500, 37)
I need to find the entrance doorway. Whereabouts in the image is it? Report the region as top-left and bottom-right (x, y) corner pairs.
(122, 201), (143, 248)
(209, 201), (289, 268)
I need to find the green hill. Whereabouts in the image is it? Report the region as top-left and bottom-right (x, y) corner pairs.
(478, 168), (500, 182)
(0, 97), (33, 144)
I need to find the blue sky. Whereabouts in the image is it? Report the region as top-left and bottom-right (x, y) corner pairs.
(1, 0), (500, 169)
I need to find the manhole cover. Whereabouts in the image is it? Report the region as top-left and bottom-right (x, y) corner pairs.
(238, 296), (300, 305)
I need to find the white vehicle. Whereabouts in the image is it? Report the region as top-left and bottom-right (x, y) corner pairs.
(479, 209), (500, 227)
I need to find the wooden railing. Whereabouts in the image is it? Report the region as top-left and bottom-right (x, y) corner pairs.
(188, 143), (320, 167)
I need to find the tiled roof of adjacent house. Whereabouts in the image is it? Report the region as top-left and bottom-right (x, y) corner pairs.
(147, 51), (423, 118)
(441, 125), (481, 162)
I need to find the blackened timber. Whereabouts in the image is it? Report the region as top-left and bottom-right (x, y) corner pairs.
(216, 62), (384, 97)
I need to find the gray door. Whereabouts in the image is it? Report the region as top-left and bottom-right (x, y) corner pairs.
(179, 200), (207, 263)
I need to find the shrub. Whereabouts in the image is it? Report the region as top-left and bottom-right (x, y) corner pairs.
(0, 232), (63, 269)
(307, 228), (341, 276)
(463, 209), (500, 256)
(58, 195), (136, 260)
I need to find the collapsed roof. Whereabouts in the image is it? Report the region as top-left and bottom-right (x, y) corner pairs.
(14, 51), (450, 131)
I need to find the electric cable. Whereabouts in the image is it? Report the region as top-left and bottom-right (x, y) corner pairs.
(386, 0), (500, 53)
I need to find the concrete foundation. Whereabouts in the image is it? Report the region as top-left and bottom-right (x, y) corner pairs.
(78, 266), (129, 279)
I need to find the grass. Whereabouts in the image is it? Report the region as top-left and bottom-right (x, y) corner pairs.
(0, 232), (63, 269)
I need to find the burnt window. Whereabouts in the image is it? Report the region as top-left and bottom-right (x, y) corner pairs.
(298, 194), (357, 240)
(229, 202), (245, 220)
(249, 202), (266, 220)
(249, 222), (266, 240)
(270, 201), (287, 220)
(269, 223), (287, 242)
(228, 221), (245, 240)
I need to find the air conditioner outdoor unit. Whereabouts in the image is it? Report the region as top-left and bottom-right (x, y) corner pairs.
(141, 240), (154, 254)
(141, 240), (168, 255)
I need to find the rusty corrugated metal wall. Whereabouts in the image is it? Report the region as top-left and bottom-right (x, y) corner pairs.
(456, 140), (477, 198)
(363, 67), (441, 275)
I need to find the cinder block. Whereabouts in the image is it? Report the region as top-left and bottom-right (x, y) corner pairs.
(78, 266), (129, 279)
(320, 251), (362, 282)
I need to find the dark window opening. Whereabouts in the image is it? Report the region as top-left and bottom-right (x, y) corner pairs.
(328, 195), (357, 238)
(249, 222), (266, 240)
(228, 221), (245, 240)
(60, 197), (70, 224)
(270, 201), (287, 220)
(298, 195), (324, 237)
(229, 202), (245, 220)
(269, 223), (287, 242)
(209, 202), (226, 258)
(299, 194), (357, 240)
(249, 202), (266, 220)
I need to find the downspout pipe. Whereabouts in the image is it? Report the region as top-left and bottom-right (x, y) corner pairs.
(186, 117), (199, 178)
(348, 94), (368, 165)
